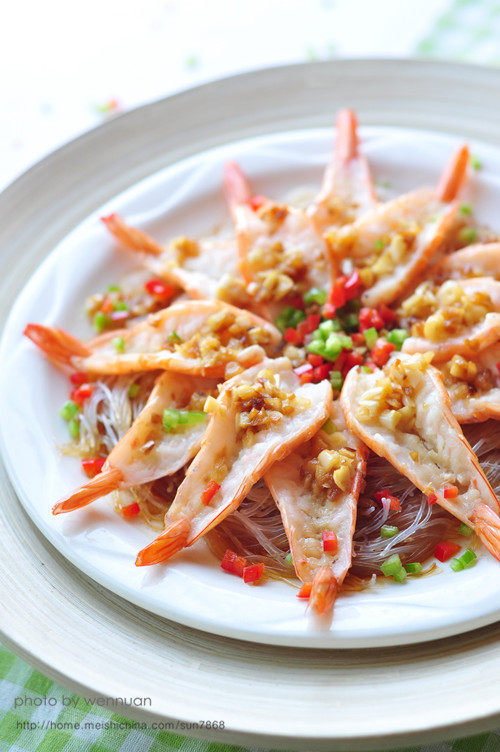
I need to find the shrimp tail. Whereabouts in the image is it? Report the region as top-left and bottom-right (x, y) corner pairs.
(309, 565), (338, 615)
(135, 518), (191, 566)
(52, 467), (123, 514)
(470, 503), (500, 561)
(24, 324), (90, 369)
(435, 143), (470, 202)
(335, 109), (359, 164)
(223, 161), (252, 214)
(101, 213), (163, 256)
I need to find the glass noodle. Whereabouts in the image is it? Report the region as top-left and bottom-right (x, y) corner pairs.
(71, 374), (500, 583)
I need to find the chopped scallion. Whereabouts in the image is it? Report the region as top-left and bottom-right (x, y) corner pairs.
(128, 383), (140, 398)
(460, 204), (472, 215)
(112, 336), (125, 353)
(321, 418), (336, 435)
(459, 523), (473, 537)
(459, 227), (478, 245)
(386, 328), (409, 350)
(113, 300), (128, 311)
(381, 554), (403, 577)
(470, 154), (482, 171)
(60, 400), (80, 421)
(168, 331), (182, 343)
(93, 311), (111, 333)
(374, 239), (384, 251)
(107, 284), (121, 292)
(285, 553), (293, 566)
(303, 287), (327, 305)
(381, 524), (399, 538)
(363, 327), (378, 349)
(393, 568), (407, 583)
(68, 417), (80, 439)
(330, 370), (343, 391)
(405, 562), (422, 574)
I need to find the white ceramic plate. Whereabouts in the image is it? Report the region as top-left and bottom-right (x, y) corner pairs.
(1, 122), (499, 649)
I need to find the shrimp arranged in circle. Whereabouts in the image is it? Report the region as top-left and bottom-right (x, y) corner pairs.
(101, 214), (249, 307)
(53, 373), (218, 514)
(24, 300), (281, 378)
(431, 242), (500, 282)
(136, 358), (332, 566)
(341, 353), (500, 561)
(265, 401), (367, 615)
(326, 144), (470, 307)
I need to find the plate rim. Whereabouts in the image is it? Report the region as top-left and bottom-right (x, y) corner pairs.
(0, 58), (499, 749)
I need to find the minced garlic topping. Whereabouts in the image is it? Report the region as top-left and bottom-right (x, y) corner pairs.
(302, 431), (357, 496)
(399, 280), (494, 342)
(356, 353), (433, 430)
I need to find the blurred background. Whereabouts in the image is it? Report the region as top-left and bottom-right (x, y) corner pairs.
(2, 0), (499, 189)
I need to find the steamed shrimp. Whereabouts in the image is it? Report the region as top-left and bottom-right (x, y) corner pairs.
(224, 162), (335, 319)
(102, 214), (249, 306)
(400, 277), (500, 361)
(136, 358), (332, 566)
(309, 109), (377, 233)
(24, 300), (281, 378)
(53, 372), (218, 514)
(265, 401), (367, 615)
(326, 145), (470, 307)
(341, 353), (500, 561)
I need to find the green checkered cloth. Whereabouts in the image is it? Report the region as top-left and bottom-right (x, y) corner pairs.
(2, 1), (500, 750)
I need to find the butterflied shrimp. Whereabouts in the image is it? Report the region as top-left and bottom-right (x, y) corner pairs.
(265, 401), (367, 615)
(437, 345), (500, 423)
(341, 353), (500, 560)
(400, 277), (500, 361)
(431, 242), (500, 282)
(309, 109), (377, 233)
(101, 214), (249, 306)
(136, 358), (332, 566)
(24, 300), (281, 378)
(224, 162), (335, 319)
(326, 144), (469, 307)
(53, 373), (218, 514)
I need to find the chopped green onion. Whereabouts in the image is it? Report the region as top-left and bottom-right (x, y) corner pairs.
(168, 331), (182, 344)
(128, 383), (140, 398)
(450, 557), (464, 572)
(330, 370), (343, 391)
(459, 227), (478, 245)
(68, 417), (80, 439)
(374, 239), (384, 251)
(321, 418), (337, 434)
(285, 553), (293, 566)
(163, 408), (180, 430)
(323, 333), (352, 361)
(93, 312), (111, 333)
(112, 336), (125, 353)
(113, 300), (128, 311)
(460, 548), (477, 567)
(107, 284), (121, 292)
(318, 319), (341, 338)
(381, 554), (403, 577)
(163, 408), (206, 432)
(60, 400), (80, 421)
(460, 204), (472, 215)
(303, 287), (327, 305)
(459, 523), (473, 537)
(470, 154), (482, 171)
(183, 411), (207, 426)
(342, 312), (359, 332)
(386, 328), (409, 350)
(393, 568), (407, 583)
(361, 365), (372, 374)
(275, 306), (306, 333)
(307, 339), (326, 357)
(363, 327), (378, 349)
(405, 562), (423, 574)
(381, 525), (399, 538)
